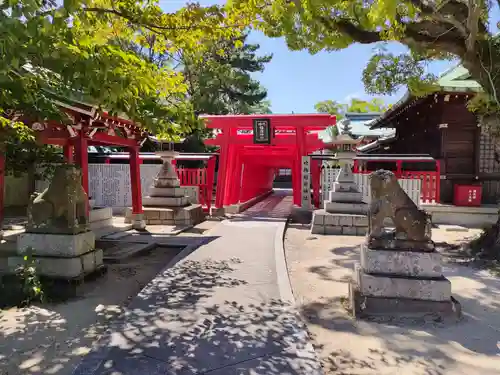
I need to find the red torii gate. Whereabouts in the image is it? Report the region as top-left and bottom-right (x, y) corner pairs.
(0, 100), (146, 228)
(203, 114), (335, 208)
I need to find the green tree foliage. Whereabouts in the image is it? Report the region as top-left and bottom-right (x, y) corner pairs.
(1, 0), (245, 143)
(179, 32), (273, 116)
(315, 98), (389, 120)
(229, 0), (500, 127)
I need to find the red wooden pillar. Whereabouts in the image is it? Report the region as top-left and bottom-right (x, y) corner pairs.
(74, 136), (89, 195)
(214, 129), (230, 208)
(206, 155), (216, 212)
(0, 152), (5, 228)
(129, 146), (143, 213)
(294, 129), (306, 205)
(63, 144), (74, 163)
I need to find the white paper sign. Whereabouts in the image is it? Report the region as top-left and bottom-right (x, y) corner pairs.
(301, 156), (312, 209)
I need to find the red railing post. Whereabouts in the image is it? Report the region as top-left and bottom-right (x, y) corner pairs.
(435, 160), (441, 203)
(206, 155), (216, 213)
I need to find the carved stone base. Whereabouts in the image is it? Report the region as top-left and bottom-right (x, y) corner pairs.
(368, 235), (435, 251)
(17, 231), (96, 257)
(349, 280), (462, 322)
(354, 263), (451, 301)
(125, 205), (204, 226)
(8, 249), (103, 279)
(360, 244), (443, 278)
(311, 210), (368, 236)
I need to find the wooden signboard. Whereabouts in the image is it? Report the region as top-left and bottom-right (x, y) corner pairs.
(253, 118), (271, 144)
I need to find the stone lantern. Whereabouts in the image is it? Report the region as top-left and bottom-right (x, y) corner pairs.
(311, 133), (368, 235)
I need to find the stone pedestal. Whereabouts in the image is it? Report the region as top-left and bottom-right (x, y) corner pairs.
(9, 231), (103, 279)
(349, 235), (461, 321)
(126, 151), (204, 226)
(311, 161), (368, 235)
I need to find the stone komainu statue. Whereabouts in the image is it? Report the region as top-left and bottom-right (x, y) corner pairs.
(368, 170), (431, 242)
(27, 165), (89, 234)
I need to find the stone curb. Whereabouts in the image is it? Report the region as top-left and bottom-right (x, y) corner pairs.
(275, 218), (325, 375)
(274, 219), (295, 304)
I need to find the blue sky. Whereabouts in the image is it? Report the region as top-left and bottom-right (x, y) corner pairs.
(160, 1), (498, 114)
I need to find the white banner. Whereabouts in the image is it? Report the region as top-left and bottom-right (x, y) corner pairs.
(301, 156), (312, 209)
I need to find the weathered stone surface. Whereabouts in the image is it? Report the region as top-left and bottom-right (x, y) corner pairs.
(143, 196), (189, 207)
(352, 215), (368, 227)
(354, 263), (451, 301)
(311, 225), (325, 235)
(338, 215), (353, 226)
(325, 226), (342, 235)
(148, 187), (186, 197)
(368, 235), (435, 251)
(312, 211), (325, 225)
(342, 226), (357, 236)
(369, 170), (432, 242)
(17, 231), (96, 257)
(349, 282), (461, 322)
(89, 207), (112, 223)
(329, 191), (363, 203)
(27, 165), (89, 234)
(325, 201), (367, 215)
(332, 181), (359, 192)
(356, 227), (368, 236)
(360, 244), (443, 277)
(8, 249), (103, 278)
(324, 213), (340, 226)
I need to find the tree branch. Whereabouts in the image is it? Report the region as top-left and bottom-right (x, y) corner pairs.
(319, 17), (382, 43)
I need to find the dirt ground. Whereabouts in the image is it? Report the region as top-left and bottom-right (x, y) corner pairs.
(285, 225), (500, 375)
(0, 245), (182, 375)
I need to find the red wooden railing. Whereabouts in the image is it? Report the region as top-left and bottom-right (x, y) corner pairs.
(353, 158), (441, 204)
(172, 155), (217, 212)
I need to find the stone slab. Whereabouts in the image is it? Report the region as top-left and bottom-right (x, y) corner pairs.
(17, 231), (96, 257)
(153, 177), (180, 188)
(325, 201), (368, 215)
(148, 187), (186, 197)
(324, 226), (342, 235)
(354, 263), (451, 301)
(89, 207), (113, 223)
(332, 181), (359, 192)
(143, 196), (189, 207)
(342, 226), (357, 235)
(360, 244), (443, 277)
(8, 249), (103, 278)
(329, 190), (363, 203)
(368, 236), (435, 251)
(349, 282), (462, 322)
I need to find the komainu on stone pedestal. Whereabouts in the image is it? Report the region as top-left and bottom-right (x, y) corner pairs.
(348, 170), (461, 322)
(27, 165), (89, 234)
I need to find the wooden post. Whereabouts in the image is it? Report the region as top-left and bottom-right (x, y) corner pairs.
(63, 144), (74, 163)
(0, 152), (5, 230)
(129, 146), (143, 215)
(74, 137), (89, 195)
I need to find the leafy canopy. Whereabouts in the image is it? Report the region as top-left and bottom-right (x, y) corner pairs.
(228, 0), (500, 109)
(315, 98), (389, 119)
(1, 0), (246, 142)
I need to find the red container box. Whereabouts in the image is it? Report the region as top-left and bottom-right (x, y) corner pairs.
(453, 184), (482, 207)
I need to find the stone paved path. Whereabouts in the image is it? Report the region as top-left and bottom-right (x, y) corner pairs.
(72, 191), (322, 375)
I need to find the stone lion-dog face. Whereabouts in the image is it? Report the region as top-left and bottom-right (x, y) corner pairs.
(368, 170), (431, 242)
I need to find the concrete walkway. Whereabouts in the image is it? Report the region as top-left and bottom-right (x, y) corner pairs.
(72, 191), (322, 375)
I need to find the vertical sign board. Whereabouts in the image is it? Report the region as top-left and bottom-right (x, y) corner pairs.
(301, 156), (312, 209)
(253, 118), (271, 144)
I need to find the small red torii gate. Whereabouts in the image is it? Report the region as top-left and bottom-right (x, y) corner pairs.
(203, 114), (335, 208)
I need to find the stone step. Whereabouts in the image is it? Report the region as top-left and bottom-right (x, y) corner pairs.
(102, 242), (156, 262)
(90, 218), (113, 231)
(149, 187), (186, 197)
(89, 207), (112, 223)
(354, 263), (452, 301)
(328, 191), (363, 203)
(325, 201), (368, 215)
(143, 196), (189, 207)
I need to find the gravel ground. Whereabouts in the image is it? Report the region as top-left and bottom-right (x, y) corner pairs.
(284, 224), (500, 375)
